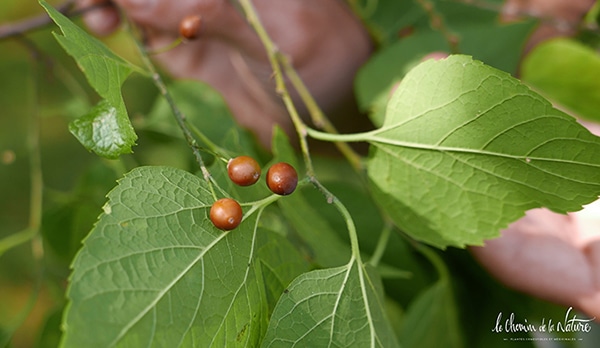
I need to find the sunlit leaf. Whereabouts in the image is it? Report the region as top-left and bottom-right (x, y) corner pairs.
(365, 55), (600, 248)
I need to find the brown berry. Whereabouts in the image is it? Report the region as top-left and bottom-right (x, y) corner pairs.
(179, 15), (202, 40)
(266, 162), (298, 195)
(209, 198), (243, 231)
(227, 156), (261, 186)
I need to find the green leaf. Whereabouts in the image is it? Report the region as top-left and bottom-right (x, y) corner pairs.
(521, 38), (600, 122)
(351, 0), (417, 45)
(42, 161), (118, 262)
(61, 166), (307, 347)
(355, 21), (535, 124)
(40, 0), (138, 157)
(261, 259), (399, 348)
(35, 309), (63, 348)
(39, 0), (142, 104)
(68, 100), (133, 158)
(366, 55), (600, 248)
(398, 246), (463, 348)
(355, 0), (535, 128)
(355, 33), (448, 126)
(278, 193), (351, 268)
(399, 280), (462, 348)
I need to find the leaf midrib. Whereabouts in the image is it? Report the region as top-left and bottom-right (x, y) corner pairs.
(368, 135), (600, 169)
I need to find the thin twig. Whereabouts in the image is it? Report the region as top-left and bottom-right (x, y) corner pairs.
(127, 21), (214, 183)
(277, 52), (364, 171)
(0, 1), (115, 40)
(236, 0), (314, 174)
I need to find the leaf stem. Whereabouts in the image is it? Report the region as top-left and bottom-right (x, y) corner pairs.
(308, 177), (362, 260)
(306, 127), (375, 143)
(309, 127), (569, 165)
(147, 37), (183, 55)
(333, 194), (362, 261)
(242, 193), (280, 220)
(368, 223), (392, 267)
(0, 36), (46, 260)
(0, 228), (37, 258)
(414, 243), (450, 282)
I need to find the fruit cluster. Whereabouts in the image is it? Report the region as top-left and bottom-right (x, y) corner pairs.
(209, 156), (298, 231)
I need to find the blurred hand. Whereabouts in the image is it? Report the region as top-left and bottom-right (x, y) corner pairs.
(471, 118), (600, 322)
(77, 0), (372, 146)
(471, 206), (600, 320)
(407, 51), (600, 322)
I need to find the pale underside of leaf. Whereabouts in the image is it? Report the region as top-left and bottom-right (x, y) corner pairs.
(367, 55), (600, 248)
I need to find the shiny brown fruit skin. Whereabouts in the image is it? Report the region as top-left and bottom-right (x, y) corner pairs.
(209, 198), (243, 231)
(266, 162), (298, 195)
(179, 15), (202, 40)
(227, 156), (261, 186)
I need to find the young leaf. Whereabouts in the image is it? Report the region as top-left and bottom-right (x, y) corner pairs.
(68, 100), (134, 159)
(262, 259), (399, 348)
(61, 166), (307, 347)
(40, 0), (139, 158)
(366, 55), (600, 248)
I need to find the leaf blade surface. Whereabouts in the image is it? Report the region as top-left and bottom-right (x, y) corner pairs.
(40, 0), (138, 158)
(367, 55), (600, 248)
(62, 166), (306, 347)
(262, 260), (399, 348)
